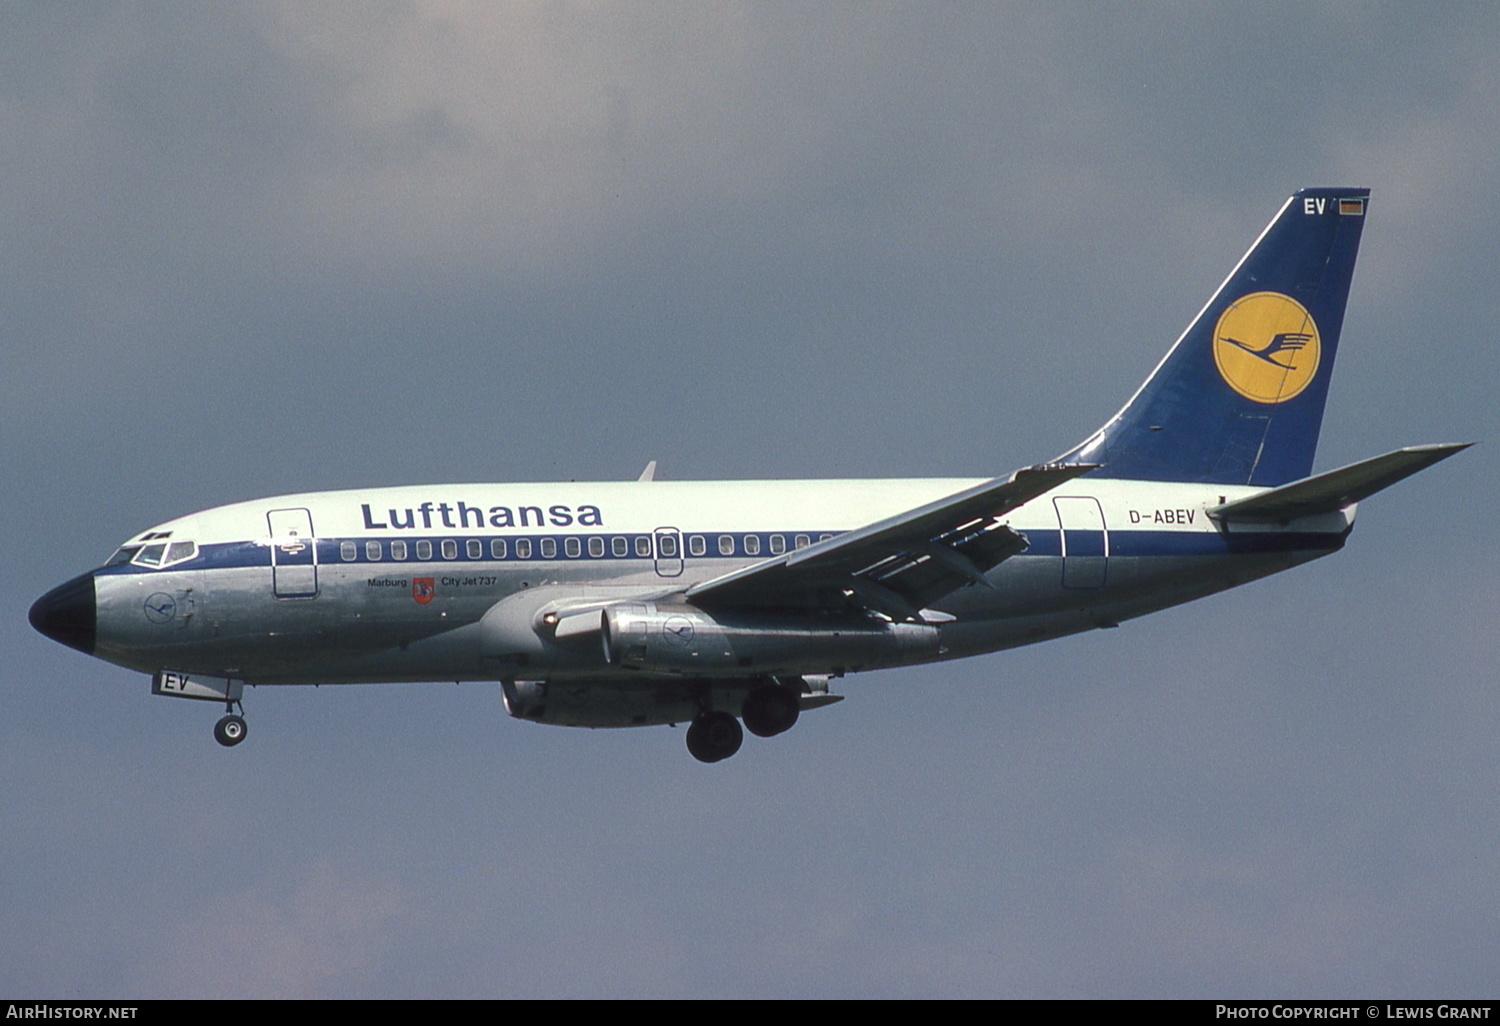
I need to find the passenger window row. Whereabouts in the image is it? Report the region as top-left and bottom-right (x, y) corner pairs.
(336, 532), (833, 563)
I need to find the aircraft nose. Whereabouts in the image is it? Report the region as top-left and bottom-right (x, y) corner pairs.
(29, 572), (97, 655)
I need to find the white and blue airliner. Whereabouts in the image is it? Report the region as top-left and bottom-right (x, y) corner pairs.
(30, 188), (1467, 762)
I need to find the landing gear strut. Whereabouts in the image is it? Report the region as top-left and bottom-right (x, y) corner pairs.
(686, 711), (742, 763)
(214, 697), (247, 747)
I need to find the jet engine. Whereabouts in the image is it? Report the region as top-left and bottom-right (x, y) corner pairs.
(501, 677), (749, 728)
(500, 675), (837, 730)
(592, 602), (940, 676)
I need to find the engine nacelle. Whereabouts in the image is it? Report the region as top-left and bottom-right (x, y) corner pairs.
(501, 675), (840, 729)
(502, 678), (753, 728)
(599, 603), (939, 676)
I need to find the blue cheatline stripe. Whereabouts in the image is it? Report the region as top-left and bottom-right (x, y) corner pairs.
(91, 526), (1345, 576)
(1020, 529), (1344, 558)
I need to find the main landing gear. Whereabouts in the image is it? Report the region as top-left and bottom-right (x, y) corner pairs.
(685, 682), (802, 763)
(214, 698), (247, 748)
(741, 683), (800, 738)
(686, 711), (742, 763)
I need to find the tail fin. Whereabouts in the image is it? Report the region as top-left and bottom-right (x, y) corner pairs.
(1059, 187), (1369, 486)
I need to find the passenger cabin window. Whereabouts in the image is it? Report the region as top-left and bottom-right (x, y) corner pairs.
(820, 533), (833, 542)
(340, 541), (357, 561)
(588, 537), (604, 557)
(794, 534), (810, 550)
(657, 534), (678, 558)
(634, 536), (651, 557)
(769, 534), (786, 555)
(416, 540), (433, 560)
(490, 539), (506, 559)
(515, 538), (532, 559)
(612, 537), (628, 557)
(391, 540), (407, 560)
(718, 535), (734, 556)
(689, 535), (706, 556)
(441, 539), (458, 559)
(366, 540), (382, 561)
(565, 537), (581, 558)
(540, 538), (557, 558)
(743, 535), (761, 556)
(467, 539), (483, 559)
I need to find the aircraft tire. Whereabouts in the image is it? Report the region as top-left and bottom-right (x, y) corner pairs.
(686, 711), (742, 763)
(214, 714), (247, 748)
(741, 684), (800, 738)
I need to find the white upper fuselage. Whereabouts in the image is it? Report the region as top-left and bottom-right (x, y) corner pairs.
(125, 475), (1315, 551)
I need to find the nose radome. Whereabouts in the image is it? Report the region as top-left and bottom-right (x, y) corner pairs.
(29, 572), (97, 655)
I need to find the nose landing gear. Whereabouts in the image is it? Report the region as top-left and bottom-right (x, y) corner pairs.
(214, 698), (247, 748)
(214, 714), (247, 746)
(150, 672), (249, 748)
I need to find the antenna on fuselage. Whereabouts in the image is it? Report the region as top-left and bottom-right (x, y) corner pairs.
(637, 460), (658, 482)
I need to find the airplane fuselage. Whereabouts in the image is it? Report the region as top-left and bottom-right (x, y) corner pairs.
(82, 477), (1349, 686)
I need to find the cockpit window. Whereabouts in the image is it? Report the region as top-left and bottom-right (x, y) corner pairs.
(106, 546), (142, 566)
(130, 540), (198, 569)
(134, 544), (167, 567)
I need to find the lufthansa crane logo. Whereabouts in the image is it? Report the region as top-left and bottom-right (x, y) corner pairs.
(1212, 291), (1321, 404)
(143, 593), (177, 623)
(661, 615), (695, 646)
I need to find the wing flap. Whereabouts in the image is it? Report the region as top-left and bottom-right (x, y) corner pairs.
(688, 463), (1094, 615)
(1208, 443), (1471, 522)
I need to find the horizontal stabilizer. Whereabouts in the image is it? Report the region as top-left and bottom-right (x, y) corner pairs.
(1208, 443), (1471, 522)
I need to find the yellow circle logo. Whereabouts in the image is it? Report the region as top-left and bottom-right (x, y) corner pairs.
(1212, 291), (1321, 404)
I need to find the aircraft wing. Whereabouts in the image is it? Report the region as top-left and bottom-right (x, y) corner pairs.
(686, 463), (1096, 620)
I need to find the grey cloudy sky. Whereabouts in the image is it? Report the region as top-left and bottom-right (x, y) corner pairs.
(3, 2), (1497, 997)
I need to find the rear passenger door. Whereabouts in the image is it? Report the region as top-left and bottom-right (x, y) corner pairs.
(1053, 497), (1108, 589)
